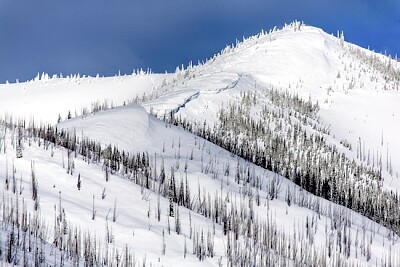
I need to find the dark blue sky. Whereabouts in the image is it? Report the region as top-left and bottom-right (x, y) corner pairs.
(0, 0), (399, 83)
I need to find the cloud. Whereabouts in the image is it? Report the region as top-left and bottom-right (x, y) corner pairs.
(0, 0), (398, 82)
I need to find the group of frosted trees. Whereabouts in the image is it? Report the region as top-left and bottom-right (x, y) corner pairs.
(167, 86), (400, 240)
(2, 108), (400, 266)
(0, 122), (144, 266)
(346, 40), (400, 91)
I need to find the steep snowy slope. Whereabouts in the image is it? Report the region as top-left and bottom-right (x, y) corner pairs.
(144, 24), (400, 188)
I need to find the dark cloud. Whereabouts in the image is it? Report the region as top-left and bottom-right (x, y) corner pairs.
(0, 0), (398, 82)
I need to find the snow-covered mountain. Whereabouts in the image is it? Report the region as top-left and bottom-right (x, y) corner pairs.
(144, 24), (400, 187)
(0, 22), (400, 266)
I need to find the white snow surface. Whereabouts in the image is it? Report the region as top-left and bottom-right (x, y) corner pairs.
(1, 23), (400, 266)
(0, 72), (171, 124)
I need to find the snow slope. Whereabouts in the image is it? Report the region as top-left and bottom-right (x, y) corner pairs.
(143, 24), (400, 189)
(1, 22), (400, 266)
(0, 104), (398, 266)
(0, 72), (171, 124)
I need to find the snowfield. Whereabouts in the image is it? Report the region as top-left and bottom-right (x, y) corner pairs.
(0, 22), (400, 266)
(0, 72), (171, 124)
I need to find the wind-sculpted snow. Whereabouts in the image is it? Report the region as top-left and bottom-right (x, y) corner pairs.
(60, 105), (157, 152)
